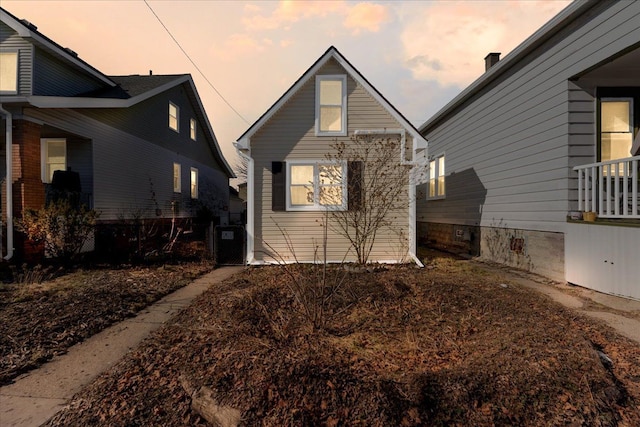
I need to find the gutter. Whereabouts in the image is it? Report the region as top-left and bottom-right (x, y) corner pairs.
(234, 143), (254, 264)
(0, 104), (14, 260)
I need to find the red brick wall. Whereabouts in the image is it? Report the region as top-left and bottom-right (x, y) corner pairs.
(10, 119), (45, 261)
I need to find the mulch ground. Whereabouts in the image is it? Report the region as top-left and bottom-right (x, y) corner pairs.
(0, 261), (211, 386)
(43, 255), (640, 426)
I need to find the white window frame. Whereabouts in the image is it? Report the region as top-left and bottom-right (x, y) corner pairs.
(286, 160), (347, 211)
(190, 118), (197, 141)
(169, 102), (179, 132)
(190, 167), (198, 199)
(173, 163), (182, 193)
(41, 138), (67, 183)
(315, 75), (347, 136)
(0, 51), (19, 94)
(427, 153), (445, 199)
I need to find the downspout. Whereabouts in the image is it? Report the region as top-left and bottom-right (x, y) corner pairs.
(234, 143), (254, 264)
(0, 104), (14, 260)
(408, 141), (425, 268)
(408, 182), (423, 267)
(353, 128), (424, 266)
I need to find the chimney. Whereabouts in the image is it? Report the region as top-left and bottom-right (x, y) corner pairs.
(149, 70), (153, 75)
(484, 52), (500, 71)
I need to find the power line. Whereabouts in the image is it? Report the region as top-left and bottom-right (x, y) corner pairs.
(143, 0), (250, 125)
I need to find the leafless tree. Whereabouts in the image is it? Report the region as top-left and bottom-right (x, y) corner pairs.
(325, 135), (420, 264)
(233, 153), (248, 184)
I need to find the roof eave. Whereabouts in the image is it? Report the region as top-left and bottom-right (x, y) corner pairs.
(237, 46), (428, 150)
(418, 0), (599, 134)
(0, 8), (115, 88)
(183, 78), (235, 178)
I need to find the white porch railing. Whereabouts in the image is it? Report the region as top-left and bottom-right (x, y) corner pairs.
(574, 156), (639, 219)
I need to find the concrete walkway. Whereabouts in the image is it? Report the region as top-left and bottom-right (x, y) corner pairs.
(475, 262), (640, 344)
(0, 266), (244, 427)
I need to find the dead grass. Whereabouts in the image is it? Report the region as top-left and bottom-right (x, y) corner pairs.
(0, 261), (212, 385)
(45, 254), (640, 426)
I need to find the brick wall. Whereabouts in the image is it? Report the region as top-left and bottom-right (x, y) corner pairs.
(10, 119), (45, 262)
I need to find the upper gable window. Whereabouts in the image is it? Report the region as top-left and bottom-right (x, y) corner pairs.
(190, 118), (197, 141)
(169, 102), (179, 132)
(0, 51), (18, 94)
(315, 75), (347, 136)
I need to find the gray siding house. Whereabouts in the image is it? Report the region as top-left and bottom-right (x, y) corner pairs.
(0, 8), (234, 260)
(416, 0), (639, 299)
(235, 46), (427, 265)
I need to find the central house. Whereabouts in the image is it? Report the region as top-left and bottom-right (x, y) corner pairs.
(235, 46), (427, 265)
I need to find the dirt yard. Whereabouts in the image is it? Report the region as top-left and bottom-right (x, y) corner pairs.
(0, 261), (212, 386)
(42, 254), (640, 426)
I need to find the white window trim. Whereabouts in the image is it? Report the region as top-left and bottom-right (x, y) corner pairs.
(169, 102), (179, 132)
(286, 160), (347, 211)
(427, 152), (445, 200)
(190, 167), (198, 199)
(0, 50), (19, 95)
(190, 118), (197, 141)
(173, 162), (182, 193)
(40, 138), (67, 183)
(315, 75), (347, 137)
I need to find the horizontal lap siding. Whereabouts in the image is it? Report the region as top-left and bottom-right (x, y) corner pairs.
(25, 108), (228, 221)
(79, 87), (223, 173)
(252, 59), (410, 263)
(33, 48), (104, 96)
(417, 0), (640, 233)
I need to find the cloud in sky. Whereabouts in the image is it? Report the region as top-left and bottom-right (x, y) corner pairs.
(241, 1), (390, 35)
(343, 3), (390, 35)
(400, 0), (570, 87)
(1, 0), (570, 175)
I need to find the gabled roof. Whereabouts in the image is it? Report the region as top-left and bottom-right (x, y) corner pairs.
(0, 7), (115, 87)
(235, 46), (427, 150)
(418, 0), (597, 134)
(0, 7), (234, 179)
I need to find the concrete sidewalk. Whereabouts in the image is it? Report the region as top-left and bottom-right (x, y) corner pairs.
(475, 262), (640, 344)
(0, 266), (244, 427)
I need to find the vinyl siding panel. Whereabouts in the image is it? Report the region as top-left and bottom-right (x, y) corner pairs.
(78, 85), (223, 174)
(66, 137), (93, 204)
(0, 21), (33, 95)
(417, 0), (640, 233)
(251, 58), (411, 263)
(24, 108), (229, 221)
(33, 47), (104, 96)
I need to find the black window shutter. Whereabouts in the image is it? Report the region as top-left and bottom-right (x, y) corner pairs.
(272, 161), (286, 211)
(347, 161), (363, 211)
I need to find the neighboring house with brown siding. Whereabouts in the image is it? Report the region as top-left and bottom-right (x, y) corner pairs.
(0, 7), (234, 261)
(416, 0), (639, 299)
(235, 46), (427, 265)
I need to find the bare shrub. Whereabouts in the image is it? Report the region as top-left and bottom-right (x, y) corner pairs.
(325, 135), (415, 264)
(16, 199), (98, 265)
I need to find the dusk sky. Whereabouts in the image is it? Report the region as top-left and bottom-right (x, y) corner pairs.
(3, 0), (570, 176)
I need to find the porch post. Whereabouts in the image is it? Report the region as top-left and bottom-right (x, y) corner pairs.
(11, 119), (45, 262)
